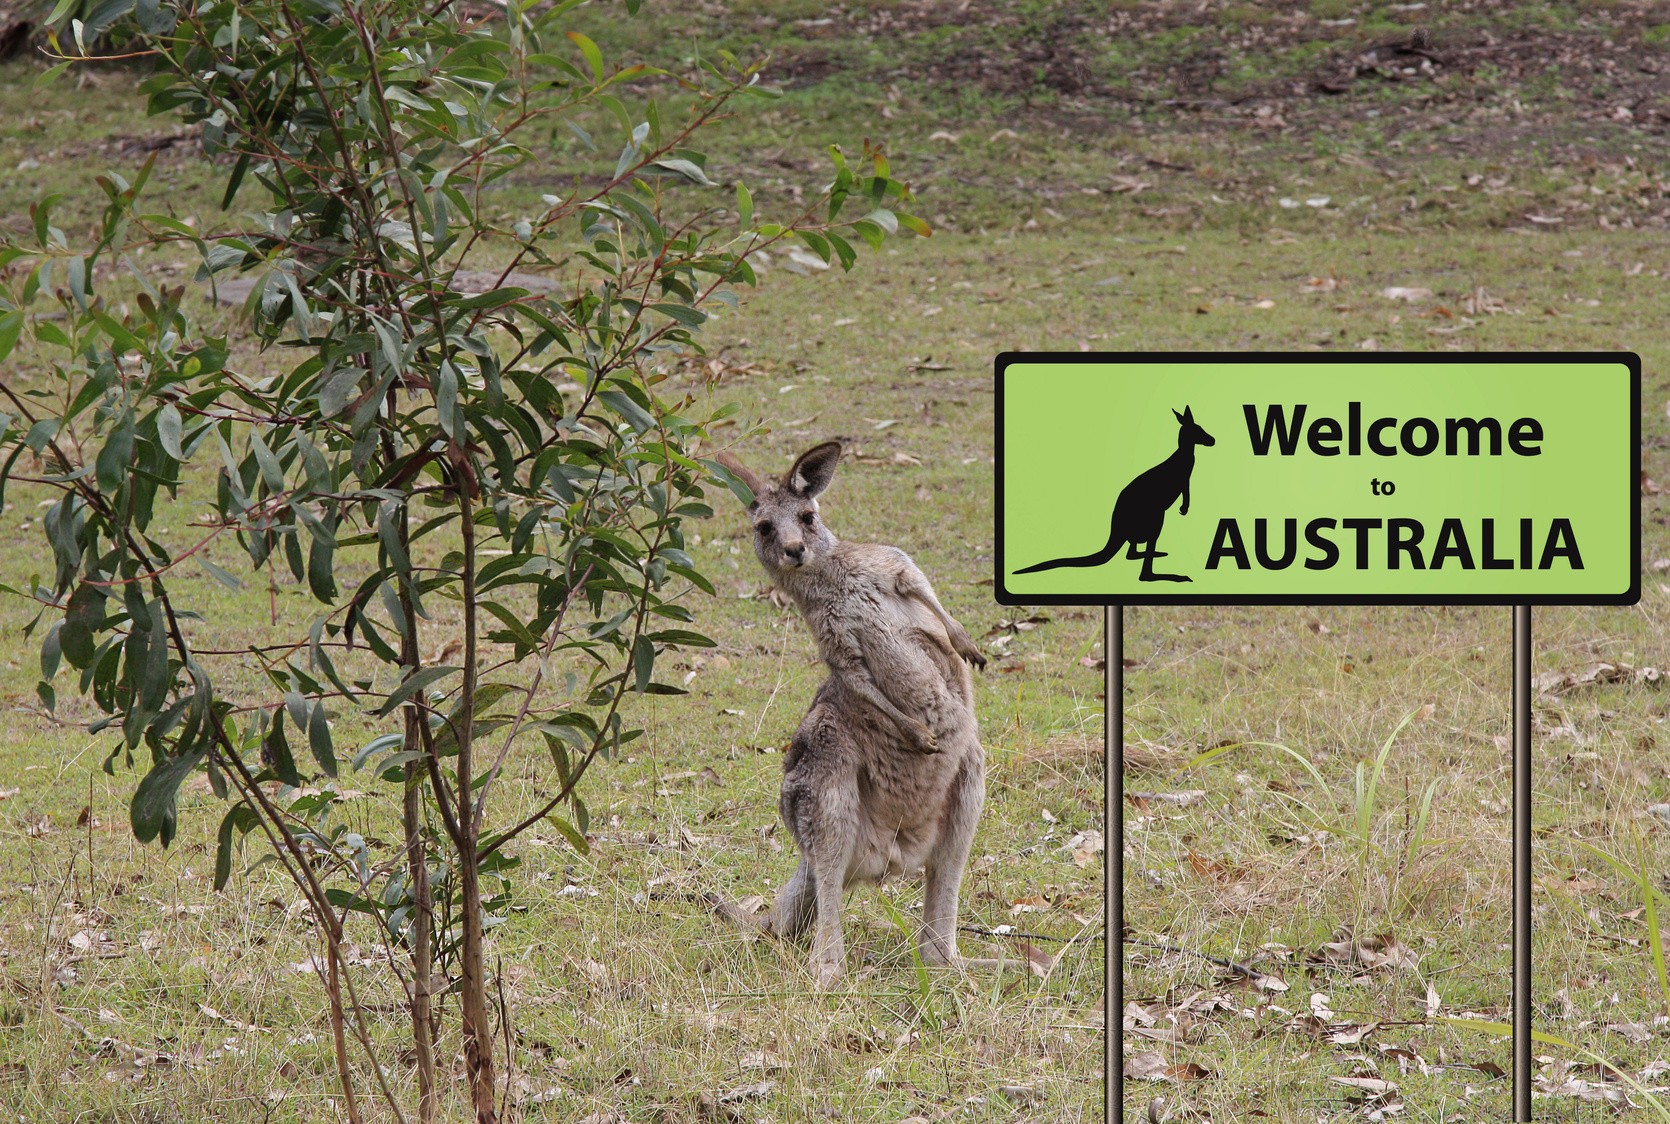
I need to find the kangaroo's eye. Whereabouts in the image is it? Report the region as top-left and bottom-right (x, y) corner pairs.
(800, 512), (816, 527)
(755, 522), (773, 537)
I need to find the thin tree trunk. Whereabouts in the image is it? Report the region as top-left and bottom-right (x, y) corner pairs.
(457, 849), (497, 1123)
(402, 750), (437, 1124)
(326, 940), (366, 1124)
(394, 479), (438, 1124)
(455, 476), (496, 1124)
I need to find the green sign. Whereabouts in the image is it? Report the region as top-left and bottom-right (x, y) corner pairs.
(997, 354), (1640, 605)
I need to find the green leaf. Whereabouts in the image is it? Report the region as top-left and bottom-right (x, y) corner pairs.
(95, 417), (134, 493)
(736, 182), (753, 229)
(598, 389), (654, 434)
(323, 887), (380, 916)
(198, 556), (242, 590)
(308, 534), (336, 603)
(61, 582), (104, 669)
(862, 208), (899, 236)
(649, 302), (707, 328)
(896, 212), (932, 237)
(567, 30), (604, 82)
(455, 287), (529, 311)
(213, 803), (259, 891)
(156, 403), (184, 460)
(435, 363), (460, 438)
(132, 748), (205, 847)
(221, 152), (250, 210)
(351, 731), (405, 772)
(308, 702), (336, 776)
(646, 628), (716, 648)
(647, 159), (716, 186)
(632, 634), (654, 693)
(248, 428), (284, 492)
(545, 813), (590, 855)
(264, 707), (302, 786)
(826, 232), (856, 272)
(34, 60), (72, 88)
(0, 310), (22, 363)
(375, 665), (459, 717)
(797, 230), (831, 263)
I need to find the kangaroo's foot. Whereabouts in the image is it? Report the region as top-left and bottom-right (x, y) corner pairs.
(810, 950), (845, 990)
(952, 954), (1036, 973)
(1138, 572), (1192, 583)
(917, 946), (1036, 975)
(707, 893), (769, 936)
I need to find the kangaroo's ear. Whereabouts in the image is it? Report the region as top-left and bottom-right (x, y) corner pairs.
(1182, 405), (1195, 422)
(786, 441), (841, 499)
(1173, 408), (1185, 423)
(714, 451), (765, 505)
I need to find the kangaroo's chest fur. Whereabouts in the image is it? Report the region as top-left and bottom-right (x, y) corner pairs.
(775, 543), (981, 885)
(779, 543), (975, 735)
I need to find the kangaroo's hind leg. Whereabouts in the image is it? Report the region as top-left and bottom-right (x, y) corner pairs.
(712, 857), (815, 939)
(919, 745), (985, 967)
(779, 724), (862, 988)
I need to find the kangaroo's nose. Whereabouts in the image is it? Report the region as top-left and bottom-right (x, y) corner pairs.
(783, 542), (805, 563)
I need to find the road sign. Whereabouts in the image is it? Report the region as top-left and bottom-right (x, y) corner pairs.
(997, 353), (1640, 605)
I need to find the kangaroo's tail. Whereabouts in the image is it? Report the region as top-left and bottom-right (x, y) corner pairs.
(1014, 524), (1123, 574)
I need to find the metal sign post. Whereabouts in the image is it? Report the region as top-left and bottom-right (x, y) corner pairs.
(1514, 604), (1533, 1121)
(1000, 353), (1639, 1124)
(1107, 605), (1123, 1124)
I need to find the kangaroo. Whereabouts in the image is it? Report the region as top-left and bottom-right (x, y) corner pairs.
(1015, 405), (1215, 582)
(710, 440), (988, 988)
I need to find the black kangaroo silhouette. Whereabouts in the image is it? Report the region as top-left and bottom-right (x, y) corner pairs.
(1016, 405), (1215, 583)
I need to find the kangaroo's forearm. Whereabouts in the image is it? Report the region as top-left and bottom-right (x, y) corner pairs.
(843, 665), (919, 730)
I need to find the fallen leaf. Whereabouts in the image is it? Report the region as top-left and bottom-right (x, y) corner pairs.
(1017, 940), (1056, 978)
(1379, 286), (1434, 302)
(1061, 829), (1104, 868)
(1314, 929), (1419, 972)
(740, 1048), (785, 1071)
(1127, 790), (1206, 808)
(1535, 661), (1663, 695)
(1124, 1051), (1211, 1083)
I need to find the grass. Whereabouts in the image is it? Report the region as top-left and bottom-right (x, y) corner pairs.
(1, 0), (1670, 1119)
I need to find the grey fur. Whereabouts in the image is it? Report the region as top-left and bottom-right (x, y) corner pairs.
(712, 441), (988, 988)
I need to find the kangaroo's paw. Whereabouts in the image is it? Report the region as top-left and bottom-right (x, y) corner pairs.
(955, 636), (988, 670)
(908, 720), (940, 754)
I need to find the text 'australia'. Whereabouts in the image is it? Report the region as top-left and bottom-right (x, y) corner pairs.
(1206, 517), (1582, 571)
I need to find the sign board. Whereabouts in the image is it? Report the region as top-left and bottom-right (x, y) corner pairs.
(996, 354), (1640, 606)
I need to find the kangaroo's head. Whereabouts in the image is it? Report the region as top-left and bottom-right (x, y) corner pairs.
(714, 441), (841, 576)
(1173, 405), (1215, 448)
